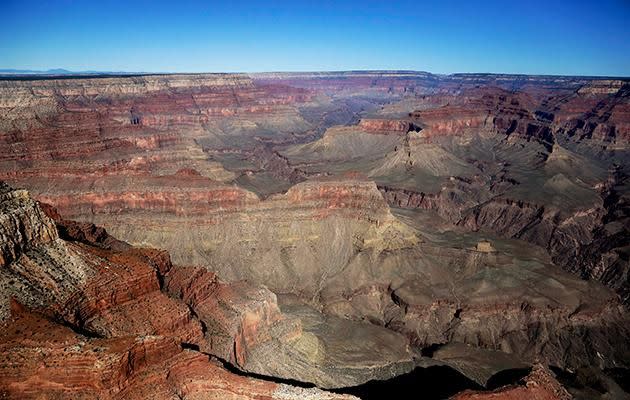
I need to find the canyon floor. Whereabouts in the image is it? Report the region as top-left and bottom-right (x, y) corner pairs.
(1, 71), (629, 399)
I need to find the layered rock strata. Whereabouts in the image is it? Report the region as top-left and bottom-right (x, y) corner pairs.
(0, 182), (355, 398)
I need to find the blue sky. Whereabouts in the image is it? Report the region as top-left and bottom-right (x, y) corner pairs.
(1, 0), (629, 76)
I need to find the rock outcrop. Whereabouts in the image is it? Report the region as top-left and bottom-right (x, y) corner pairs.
(0, 182), (356, 399)
(1, 302), (353, 400)
(0, 182), (57, 267)
(452, 364), (571, 400)
(165, 265), (289, 365)
(32, 176), (419, 299)
(358, 118), (420, 134)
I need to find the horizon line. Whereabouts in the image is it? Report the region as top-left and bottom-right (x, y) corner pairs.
(1, 68), (629, 80)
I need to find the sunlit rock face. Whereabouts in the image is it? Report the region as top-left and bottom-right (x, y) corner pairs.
(451, 364), (572, 400)
(1, 72), (629, 398)
(0, 182), (359, 398)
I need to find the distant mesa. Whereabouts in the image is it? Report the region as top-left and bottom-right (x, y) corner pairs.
(0, 68), (147, 77)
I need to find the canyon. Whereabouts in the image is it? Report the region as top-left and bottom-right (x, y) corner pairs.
(1, 71), (629, 399)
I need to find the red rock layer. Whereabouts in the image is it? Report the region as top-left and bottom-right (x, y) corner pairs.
(57, 246), (203, 344)
(0, 184), (353, 399)
(0, 73), (312, 192)
(408, 84), (630, 147)
(452, 364), (571, 400)
(409, 87), (555, 144)
(0, 303), (351, 400)
(34, 173), (259, 219)
(557, 85), (630, 144)
(29, 175), (394, 230)
(284, 178), (393, 219)
(40, 201), (130, 250)
(166, 265), (298, 366)
(358, 118), (417, 133)
(5, 198), (201, 342)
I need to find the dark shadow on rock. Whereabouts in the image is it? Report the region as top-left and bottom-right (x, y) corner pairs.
(486, 367), (531, 390)
(331, 365), (483, 400)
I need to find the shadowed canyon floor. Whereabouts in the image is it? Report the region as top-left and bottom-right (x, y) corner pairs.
(1, 71), (630, 398)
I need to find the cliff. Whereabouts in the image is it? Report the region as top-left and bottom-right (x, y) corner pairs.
(0, 182), (356, 398)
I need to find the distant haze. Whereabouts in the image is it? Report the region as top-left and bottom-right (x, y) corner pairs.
(2, 0), (629, 77)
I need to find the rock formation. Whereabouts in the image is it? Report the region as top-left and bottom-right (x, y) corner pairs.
(1, 71), (629, 398)
(357, 118), (420, 134)
(0, 182), (356, 399)
(452, 364), (572, 400)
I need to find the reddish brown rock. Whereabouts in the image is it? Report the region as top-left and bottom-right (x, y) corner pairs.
(165, 265), (294, 366)
(452, 364), (571, 400)
(0, 183), (355, 399)
(358, 118), (418, 134)
(407, 83), (630, 147)
(33, 173), (260, 220)
(39, 201), (130, 250)
(0, 303), (353, 400)
(0, 186), (203, 342)
(409, 87), (555, 145)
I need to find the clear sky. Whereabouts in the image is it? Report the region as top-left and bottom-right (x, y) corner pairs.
(1, 0), (629, 76)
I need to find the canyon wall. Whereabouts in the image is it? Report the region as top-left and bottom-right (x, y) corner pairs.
(1, 72), (629, 398)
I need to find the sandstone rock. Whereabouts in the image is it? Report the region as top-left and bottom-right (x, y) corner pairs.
(358, 118), (420, 133)
(475, 240), (495, 253)
(0, 182), (57, 267)
(0, 183), (356, 399)
(0, 304), (355, 400)
(166, 266), (421, 389)
(452, 364), (572, 400)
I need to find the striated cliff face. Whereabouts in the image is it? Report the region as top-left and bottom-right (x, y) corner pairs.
(378, 163), (630, 304)
(0, 183), (424, 391)
(0, 182), (357, 399)
(3, 181), (628, 395)
(357, 118), (420, 134)
(0, 182), (58, 267)
(0, 185), (203, 343)
(408, 87), (555, 148)
(368, 84), (630, 305)
(251, 71), (608, 96)
(0, 74), (256, 146)
(0, 73), (315, 194)
(1, 304), (354, 400)
(28, 176), (419, 299)
(165, 265), (288, 366)
(558, 85), (630, 147)
(406, 83), (630, 151)
(0, 184), (100, 321)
